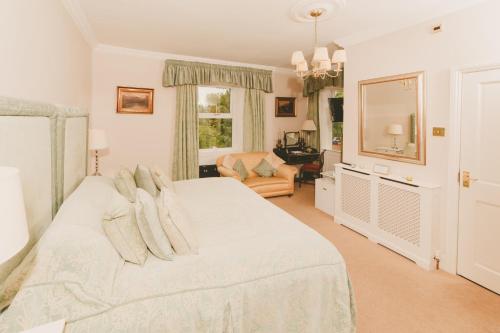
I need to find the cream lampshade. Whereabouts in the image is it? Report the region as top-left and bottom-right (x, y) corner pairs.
(318, 60), (332, 71)
(89, 129), (108, 176)
(89, 129), (108, 151)
(302, 120), (317, 131)
(302, 120), (317, 149)
(291, 51), (306, 65)
(388, 124), (403, 150)
(388, 124), (403, 135)
(0, 167), (29, 264)
(332, 49), (347, 64)
(312, 47), (330, 64)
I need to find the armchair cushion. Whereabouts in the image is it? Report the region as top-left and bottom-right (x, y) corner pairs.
(253, 159), (276, 177)
(233, 159), (249, 181)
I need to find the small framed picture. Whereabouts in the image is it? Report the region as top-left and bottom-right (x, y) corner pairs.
(116, 87), (154, 114)
(275, 97), (296, 117)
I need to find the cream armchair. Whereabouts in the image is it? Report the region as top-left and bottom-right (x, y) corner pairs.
(216, 152), (297, 198)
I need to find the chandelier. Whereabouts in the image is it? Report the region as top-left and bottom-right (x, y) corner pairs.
(291, 9), (346, 80)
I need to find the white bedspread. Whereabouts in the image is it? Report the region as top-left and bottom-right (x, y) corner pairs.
(0, 177), (356, 333)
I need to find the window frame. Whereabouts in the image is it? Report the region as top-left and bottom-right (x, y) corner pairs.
(197, 85), (234, 152)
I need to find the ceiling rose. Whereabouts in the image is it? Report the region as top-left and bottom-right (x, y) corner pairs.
(290, 0), (346, 23)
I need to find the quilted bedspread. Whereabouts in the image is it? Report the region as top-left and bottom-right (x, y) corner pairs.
(0, 177), (355, 332)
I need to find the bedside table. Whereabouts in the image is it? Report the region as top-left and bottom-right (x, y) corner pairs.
(199, 164), (220, 178)
(315, 171), (335, 216)
(21, 320), (65, 333)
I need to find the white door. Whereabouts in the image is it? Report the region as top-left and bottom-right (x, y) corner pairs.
(458, 67), (500, 294)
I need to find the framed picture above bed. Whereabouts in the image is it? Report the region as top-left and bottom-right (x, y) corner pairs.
(275, 97), (296, 117)
(116, 86), (154, 114)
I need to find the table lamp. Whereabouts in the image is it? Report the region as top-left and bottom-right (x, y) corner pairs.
(89, 129), (108, 176)
(388, 124), (403, 150)
(302, 120), (317, 149)
(0, 167), (29, 264)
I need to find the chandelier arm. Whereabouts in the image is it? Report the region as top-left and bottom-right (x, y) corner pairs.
(293, 8), (345, 80)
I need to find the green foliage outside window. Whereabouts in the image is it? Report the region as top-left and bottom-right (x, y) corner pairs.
(333, 122), (343, 140)
(198, 87), (232, 149)
(199, 119), (232, 149)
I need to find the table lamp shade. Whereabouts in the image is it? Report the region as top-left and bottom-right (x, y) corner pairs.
(388, 124), (403, 135)
(89, 129), (108, 151)
(0, 167), (29, 264)
(302, 120), (317, 131)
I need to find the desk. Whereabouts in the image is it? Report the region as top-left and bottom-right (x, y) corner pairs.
(273, 148), (319, 165)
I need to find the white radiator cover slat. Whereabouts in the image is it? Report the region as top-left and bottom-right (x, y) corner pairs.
(341, 173), (371, 223)
(335, 165), (440, 270)
(378, 183), (421, 246)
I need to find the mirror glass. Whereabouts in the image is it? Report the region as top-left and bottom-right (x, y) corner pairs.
(359, 72), (425, 164)
(285, 131), (299, 147)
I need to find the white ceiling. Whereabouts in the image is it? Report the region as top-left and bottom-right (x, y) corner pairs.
(76, 0), (486, 67)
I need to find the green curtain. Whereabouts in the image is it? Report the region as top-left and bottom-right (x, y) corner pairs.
(307, 91), (320, 150)
(163, 60), (273, 93)
(173, 85), (199, 180)
(164, 60), (273, 179)
(243, 89), (265, 152)
(303, 71), (343, 97)
(302, 72), (343, 150)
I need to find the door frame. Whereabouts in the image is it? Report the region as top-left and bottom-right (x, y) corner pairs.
(445, 63), (500, 274)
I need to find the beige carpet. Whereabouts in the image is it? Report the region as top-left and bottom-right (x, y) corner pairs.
(268, 184), (500, 333)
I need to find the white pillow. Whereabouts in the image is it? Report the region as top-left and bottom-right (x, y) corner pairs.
(151, 165), (175, 191)
(222, 154), (237, 169)
(134, 164), (159, 197)
(264, 152), (285, 170)
(135, 188), (173, 260)
(157, 188), (199, 255)
(102, 192), (148, 265)
(114, 168), (137, 202)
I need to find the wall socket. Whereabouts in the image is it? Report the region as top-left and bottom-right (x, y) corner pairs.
(433, 127), (445, 136)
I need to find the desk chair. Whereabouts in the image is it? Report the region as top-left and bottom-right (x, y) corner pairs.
(299, 150), (325, 187)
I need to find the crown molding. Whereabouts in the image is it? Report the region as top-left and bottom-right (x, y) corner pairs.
(61, 0), (97, 47)
(94, 44), (295, 74)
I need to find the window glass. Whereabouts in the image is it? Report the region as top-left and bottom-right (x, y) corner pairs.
(199, 118), (232, 149)
(198, 87), (230, 113)
(198, 87), (232, 149)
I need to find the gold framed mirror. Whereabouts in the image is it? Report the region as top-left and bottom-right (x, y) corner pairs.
(359, 71), (426, 165)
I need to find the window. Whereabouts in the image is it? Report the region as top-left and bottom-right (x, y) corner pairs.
(198, 87), (232, 149)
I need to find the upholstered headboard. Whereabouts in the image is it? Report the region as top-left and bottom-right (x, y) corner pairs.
(0, 97), (88, 282)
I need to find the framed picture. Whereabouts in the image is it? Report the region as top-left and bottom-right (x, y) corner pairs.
(116, 87), (154, 114)
(275, 97), (296, 117)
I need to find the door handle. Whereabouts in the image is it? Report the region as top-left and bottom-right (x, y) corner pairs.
(462, 171), (478, 188)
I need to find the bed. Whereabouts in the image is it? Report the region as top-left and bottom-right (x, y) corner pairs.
(0, 175), (356, 332)
(0, 96), (88, 284)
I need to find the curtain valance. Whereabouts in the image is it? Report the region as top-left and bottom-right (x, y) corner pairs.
(303, 71), (344, 97)
(163, 60), (274, 93)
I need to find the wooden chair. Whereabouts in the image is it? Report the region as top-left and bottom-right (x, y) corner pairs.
(299, 150), (325, 187)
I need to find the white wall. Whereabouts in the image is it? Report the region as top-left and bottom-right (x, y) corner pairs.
(91, 47), (306, 176)
(265, 72), (308, 151)
(0, 0), (91, 107)
(342, 0), (500, 272)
